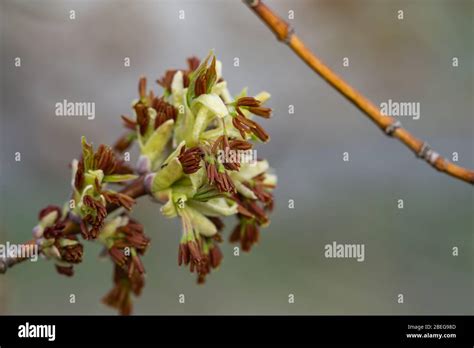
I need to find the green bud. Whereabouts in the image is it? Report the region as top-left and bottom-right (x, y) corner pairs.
(171, 177), (198, 198)
(139, 119), (174, 165)
(255, 91), (271, 103)
(188, 197), (238, 217)
(190, 107), (208, 145)
(186, 206), (217, 237)
(189, 166), (206, 191)
(231, 160), (269, 182)
(150, 158), (183, 193)
(58, 239), (79, 248)
(186, 50), (213, 105)
(39, 210), (59, 229)
(84, 169), (104, 187)
(191, 94), (228, 119)
(263, 173), (277, 186)
(161, 197), (178, 218)
(234, 180), (257, 200)
(81, 136), (94, 170)
(103, 174), (138, 183)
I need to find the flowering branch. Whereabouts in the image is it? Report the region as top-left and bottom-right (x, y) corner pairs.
(0, 52), (277, 315)
(0, 176), (146, 273)
(244, 0), (474, 185)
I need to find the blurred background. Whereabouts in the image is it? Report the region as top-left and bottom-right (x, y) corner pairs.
(0, 0), (472, 314)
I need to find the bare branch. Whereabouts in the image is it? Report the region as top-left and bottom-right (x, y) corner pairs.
(244, 0), (474, 185)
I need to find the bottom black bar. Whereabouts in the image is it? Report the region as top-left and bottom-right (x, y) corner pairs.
(0, 315), (472, 346)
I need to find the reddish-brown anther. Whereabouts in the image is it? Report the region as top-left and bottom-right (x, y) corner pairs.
(236, 96), (272, 118)
(236, 96), (261, 107)
(109, 247), (127, 268)
(113, 133), (135, 153)
(121, 224), (150, 252)
(208, 217), (225, 231)
(248, 106), (272, 118)
(102, 191), (135, 211)
(187, 56), (200, 71)
(74, 159), (85, 191)
(213, 136), (252, 171)
(133, 103), (149, 136)
(102, 281), (132, 316)
(188, 240), (202, 264)
(157, 69), (178, 92)
(247, 201), (269, 224)
(243, 223), (260, 251)
(152, 97), (178, 129)
(178, 243), (190, 266)
(229, 224), (241, 244)
(220, 146), (240, 172)
(81, 195), (107, 239)
(181, 233), (224, 284)
(128, 255), (145, 278)
(206, 158), (236, 193)
(233, 190), (269, 225)
(121, 115), (137, 130)
(38, 207), (66, 242)
(245, 174), (274, 206)
(230, 221), (260, 252)
(79, 220), (89, 240)
(205, 141), (237, 193)
(43, 222), (66, 239)
(194, 74), (207, 97)
(206, 161), (218, 186)
(209, 244), (223, 269)
(102, 265), (144, 316)
(138, 76), (147, 100)
(55, 264), (74, 277)
(216, 170), (236, 193)
(106, 218), (149, 283)
(178, 146), (203, 174)
(76, 140), (133, 195)
(59, 243), (84, 264)
(94, 144), (118, 175)
(232, 113), (270, 142)
(178, 240), (202, 268)
(237, 204), (254, 219)
(196, 254), (211, 283)
(113, 161), (135, 175)
(83, 196), (106, 215)
(229, 139), (253, 151)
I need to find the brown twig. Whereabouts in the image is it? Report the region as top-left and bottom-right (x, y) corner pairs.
(244, 0), (474, 185)
(0, 176), (147, 274)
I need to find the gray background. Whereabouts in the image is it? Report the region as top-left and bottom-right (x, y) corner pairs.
(0, 0), (472, 314)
